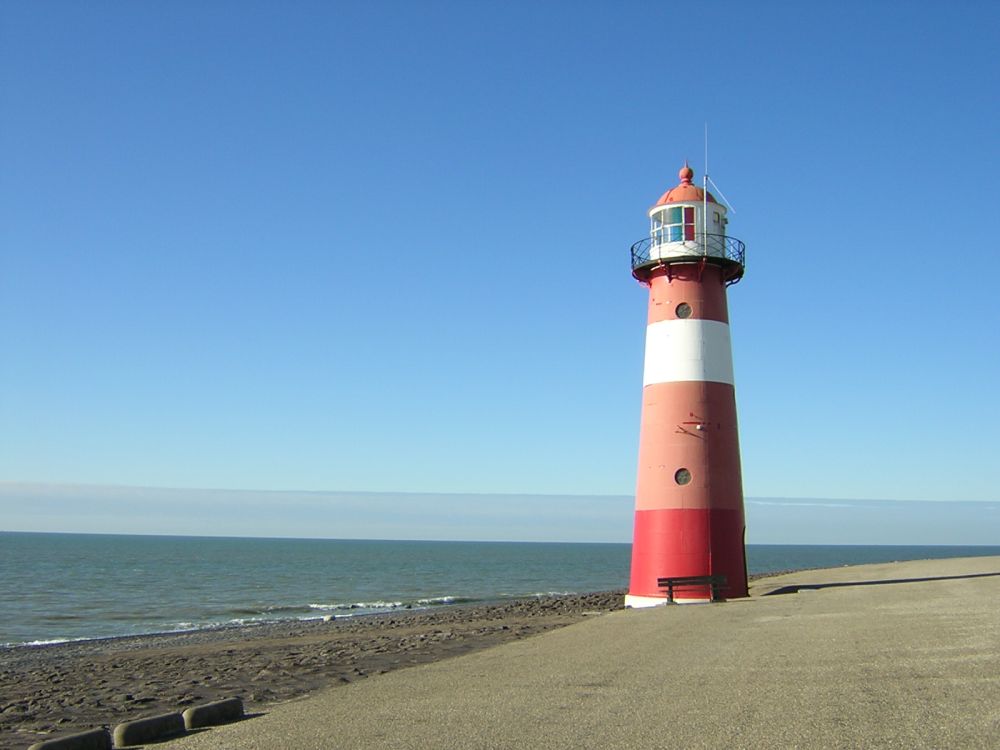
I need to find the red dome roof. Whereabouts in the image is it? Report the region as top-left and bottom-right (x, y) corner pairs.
(653, 164), (717, 206)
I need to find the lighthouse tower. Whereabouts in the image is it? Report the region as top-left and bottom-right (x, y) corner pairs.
(626, 163), (748, 606)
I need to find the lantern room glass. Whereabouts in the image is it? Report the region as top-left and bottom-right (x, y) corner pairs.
(652, 205), (696, 245)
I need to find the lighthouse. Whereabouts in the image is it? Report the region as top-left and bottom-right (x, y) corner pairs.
(625, 163), (748, 606)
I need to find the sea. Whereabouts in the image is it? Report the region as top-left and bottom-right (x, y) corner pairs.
(2, 532), (999, 648)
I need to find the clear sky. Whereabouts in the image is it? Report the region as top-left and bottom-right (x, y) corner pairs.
(2, 2), (998, 539)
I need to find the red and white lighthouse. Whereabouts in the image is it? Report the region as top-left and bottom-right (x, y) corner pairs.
(626, 163), (748, 606)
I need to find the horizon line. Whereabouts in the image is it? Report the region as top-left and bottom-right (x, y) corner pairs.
(4, 528), (1000, 547)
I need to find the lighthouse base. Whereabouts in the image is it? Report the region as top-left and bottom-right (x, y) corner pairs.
(627, 508), (749, 601)
(624, 593), (712, 608)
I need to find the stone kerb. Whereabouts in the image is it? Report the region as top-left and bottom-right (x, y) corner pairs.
(112, 712), (186, 747)
(182, 697), (245, 729)
(27, 728), (113, 750)
(25, 696), (248, 750)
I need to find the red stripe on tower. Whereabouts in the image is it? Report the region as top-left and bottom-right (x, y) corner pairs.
(626, 163), (749, 606)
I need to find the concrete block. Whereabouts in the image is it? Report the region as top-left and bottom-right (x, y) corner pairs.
(112, 712), (185, 747)
(182, 697), (245, 729)
(27, 728), (112, 750)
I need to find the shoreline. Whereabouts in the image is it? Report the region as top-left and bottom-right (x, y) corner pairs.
(1, 593), (599, 653)
(2, 603), (480, 652)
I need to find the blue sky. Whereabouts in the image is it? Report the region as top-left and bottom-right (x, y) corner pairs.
(2, 3), (998, 540)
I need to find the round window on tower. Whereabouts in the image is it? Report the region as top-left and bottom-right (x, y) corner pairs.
(675, 303), (692, 319)
(674, 468), (692, 485)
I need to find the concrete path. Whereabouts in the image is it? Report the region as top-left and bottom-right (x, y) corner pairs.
(170, 556), (1000, 749)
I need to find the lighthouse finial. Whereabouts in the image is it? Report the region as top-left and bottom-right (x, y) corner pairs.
(678, 162), (694, 184)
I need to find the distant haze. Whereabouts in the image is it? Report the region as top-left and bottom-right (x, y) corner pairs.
(1, 483), (996, 546)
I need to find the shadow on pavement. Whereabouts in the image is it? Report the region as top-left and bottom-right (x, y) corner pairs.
(762, 571), (1000, 596)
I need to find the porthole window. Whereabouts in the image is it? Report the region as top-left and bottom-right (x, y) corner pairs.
(674, 468), (692, 485)
(675, 303), (692, 319)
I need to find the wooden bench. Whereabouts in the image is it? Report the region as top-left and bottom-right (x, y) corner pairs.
(656, 574), (728, 603)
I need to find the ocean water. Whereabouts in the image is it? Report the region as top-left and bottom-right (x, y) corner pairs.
(2, 532), (999, 647)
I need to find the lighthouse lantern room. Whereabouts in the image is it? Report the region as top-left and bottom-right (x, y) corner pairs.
(626, 163), (748, 607)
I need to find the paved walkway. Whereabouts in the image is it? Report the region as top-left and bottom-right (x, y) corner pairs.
(170, 556), (1000, 749)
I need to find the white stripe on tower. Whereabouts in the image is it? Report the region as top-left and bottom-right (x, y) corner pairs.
(642, 319), (735, 387)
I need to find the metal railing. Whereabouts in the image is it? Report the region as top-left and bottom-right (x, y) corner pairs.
(630, 233), (746, 284)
